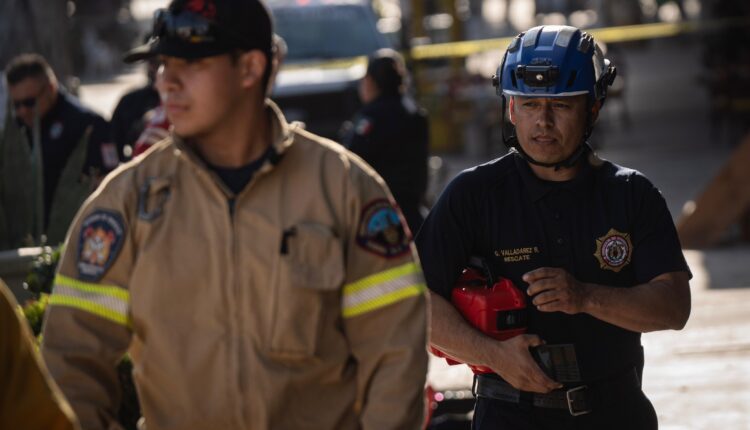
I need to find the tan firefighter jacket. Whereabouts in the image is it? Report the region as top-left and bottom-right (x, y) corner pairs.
(0, 280), (80, 430)
(41, 101), (428, 430)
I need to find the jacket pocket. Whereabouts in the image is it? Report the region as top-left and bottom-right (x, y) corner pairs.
(269, 222), (344, 361)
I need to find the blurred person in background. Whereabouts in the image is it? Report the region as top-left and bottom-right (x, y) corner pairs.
(0, 53), (120, 249)
(40, 0), (428, 429)
(341, 48), (429, 234)
(110, 51), (162, 160)
(418, 26), (691, 429)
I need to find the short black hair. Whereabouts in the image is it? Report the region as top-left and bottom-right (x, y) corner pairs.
(366, 49), (406, 96)
(5, 53), (54, 86)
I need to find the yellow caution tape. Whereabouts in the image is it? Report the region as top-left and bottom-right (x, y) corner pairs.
(410, 17), (750, 61)
(274, 18), (749, 69)
(280, 56), (367, 71)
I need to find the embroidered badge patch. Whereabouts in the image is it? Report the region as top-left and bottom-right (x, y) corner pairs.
(77, 210), (126, 281)
(355, 118), (373, 136)
(356, 199), (410, 258)
(49, 121), (64, 140)
(185, 0), (217, 19)
(594, 228), (632, 272)
(101, 143), (120, 169)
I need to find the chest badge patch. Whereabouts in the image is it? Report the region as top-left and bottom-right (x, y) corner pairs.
(77, 210), (126, 281)
(594, 228), (632, 272)
(355, 117), (373, 136)
(356, 198), (410, 258)
(49, 121), (64, 140)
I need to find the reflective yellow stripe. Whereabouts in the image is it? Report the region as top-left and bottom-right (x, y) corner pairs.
(55, 274), (129, 302)
(49, 274), (130, 327)
(343, 284), (425, 318)
(343, 263), (425, 318)
(344, 262), (420, 295)
(48, 295), (130, 327)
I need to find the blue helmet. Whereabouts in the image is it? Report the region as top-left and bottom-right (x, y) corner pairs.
(494, 25), (616, 103)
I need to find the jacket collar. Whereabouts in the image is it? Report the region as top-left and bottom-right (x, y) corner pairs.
(171, 98), (296, 171)
(169, 99), (298, 195)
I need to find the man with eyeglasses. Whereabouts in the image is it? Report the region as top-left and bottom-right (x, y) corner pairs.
(40, 1), (428, 429)
(0, 53), (120, 249)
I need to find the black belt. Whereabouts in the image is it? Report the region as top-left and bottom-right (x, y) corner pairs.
(473, 368), (640, 417)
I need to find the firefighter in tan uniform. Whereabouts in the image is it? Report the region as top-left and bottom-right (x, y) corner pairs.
(40, 1), (428, 429)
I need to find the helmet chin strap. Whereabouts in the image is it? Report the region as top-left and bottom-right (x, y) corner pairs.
(512, 141), (589, 171)
(501, 95), (594, 171)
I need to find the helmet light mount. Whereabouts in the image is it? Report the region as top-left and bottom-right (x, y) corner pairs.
(515, 64), (559, 88)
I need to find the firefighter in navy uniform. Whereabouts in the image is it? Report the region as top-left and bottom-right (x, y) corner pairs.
(342, 49), (429, 234)
(40, 0), (428, 429)
(417, 26), (691, 429)
(1, 54), (119, 248)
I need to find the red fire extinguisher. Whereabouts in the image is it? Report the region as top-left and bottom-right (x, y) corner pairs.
(430, 258), (527, 374)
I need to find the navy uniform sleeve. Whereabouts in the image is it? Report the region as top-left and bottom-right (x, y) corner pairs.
(631, 177), (691, 284)
(415, 171), (480, 299)
(85, 115), (120, 176)
(411, 111), (430, 201)
(109, 95), (134, 157)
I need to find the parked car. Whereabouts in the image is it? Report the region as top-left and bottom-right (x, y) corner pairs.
(269, 0), (392, 139)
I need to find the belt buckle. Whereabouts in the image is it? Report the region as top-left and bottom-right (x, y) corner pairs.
(566, 385), (592, 416)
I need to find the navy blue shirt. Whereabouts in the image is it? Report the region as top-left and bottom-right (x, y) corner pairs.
(21, 90), (117, 227)
(416, 149), (690, 382)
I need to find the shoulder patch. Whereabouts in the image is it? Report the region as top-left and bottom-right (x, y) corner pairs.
(101, 142), (120, 169)
(77, 210), (126, 281)
(356, 199), (410, 258)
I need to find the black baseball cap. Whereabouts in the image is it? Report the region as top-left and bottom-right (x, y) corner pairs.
(124, 0), (273, 64)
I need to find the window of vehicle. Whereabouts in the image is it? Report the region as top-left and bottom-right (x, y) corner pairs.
(272, 5), (387, 62)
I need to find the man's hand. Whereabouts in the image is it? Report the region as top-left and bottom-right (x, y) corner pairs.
(523, 267), (589, 314)
(485, 334), (562, 393)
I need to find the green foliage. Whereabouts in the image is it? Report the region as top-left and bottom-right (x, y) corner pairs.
(24, 246), (61, 299)
(22, 293), (49, 337)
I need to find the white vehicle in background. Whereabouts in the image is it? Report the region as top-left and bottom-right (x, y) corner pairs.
(269, 0), (392, 139)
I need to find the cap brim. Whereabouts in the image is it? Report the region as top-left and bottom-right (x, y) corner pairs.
(123, 38), (232, 64)
(123, 39), (160, 64)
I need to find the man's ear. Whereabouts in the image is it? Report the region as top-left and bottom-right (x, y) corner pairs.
(238, 50), (267, 89)
(507, 96), (516, 125)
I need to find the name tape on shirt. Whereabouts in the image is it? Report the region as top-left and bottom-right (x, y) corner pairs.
(77, 209), (126, 281)
(356, 199), (410, 258)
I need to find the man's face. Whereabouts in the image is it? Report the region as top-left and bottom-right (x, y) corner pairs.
(509, 95), (593, 165)
(156, 53), (255, 138)
(8, 76), (55, 128)
(358, 75), (378, 105)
